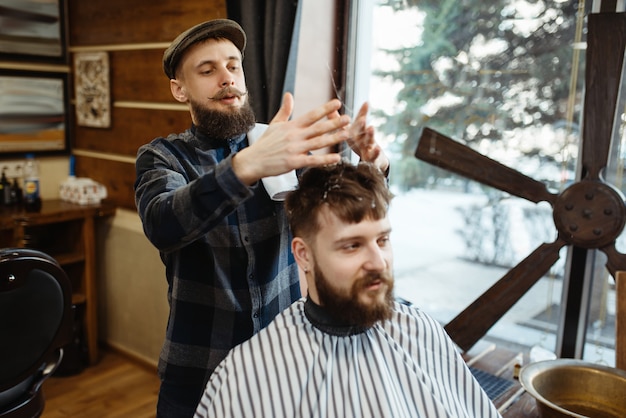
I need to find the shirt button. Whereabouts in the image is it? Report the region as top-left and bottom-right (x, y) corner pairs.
(253, 311), (260, 318)
(244, 236), (249, 242)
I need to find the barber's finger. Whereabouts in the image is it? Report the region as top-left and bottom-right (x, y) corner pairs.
(357, 125), (376, 145)
(348, 118), (366, 141)
(349, 103), (370, 137)
(293, 98), (343, 128)
(271, 92), (295, 123)
(327, 109), (341, 120)
(301, 127), (350, 154)
(301, 152), (343, 167)
(365, 145), (382, 161)
(355, 102), (369, 120)
(305, 114), (351, 139)
(348, 122), (374, 150)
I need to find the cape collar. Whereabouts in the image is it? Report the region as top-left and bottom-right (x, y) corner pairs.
(304, 297), (369, 337)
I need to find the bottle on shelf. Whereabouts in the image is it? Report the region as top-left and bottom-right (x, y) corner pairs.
(23, 154), (42, 212)
(10, 177), (22, 207)
(0, 168), (10, 206)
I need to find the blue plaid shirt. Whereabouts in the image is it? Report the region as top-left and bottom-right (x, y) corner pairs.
(134, 123), (300, 392)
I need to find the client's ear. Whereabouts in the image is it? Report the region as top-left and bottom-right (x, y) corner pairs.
(291, 237), (311, 273)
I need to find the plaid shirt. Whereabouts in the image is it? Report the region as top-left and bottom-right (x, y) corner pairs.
(135, 123), (300, 391)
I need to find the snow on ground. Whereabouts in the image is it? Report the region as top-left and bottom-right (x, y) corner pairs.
(388, 188), (615, 365)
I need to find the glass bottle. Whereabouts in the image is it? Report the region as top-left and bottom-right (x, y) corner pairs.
(23, 154), (42, 212)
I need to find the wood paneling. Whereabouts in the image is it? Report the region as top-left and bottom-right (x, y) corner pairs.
(68, 1), (227, 45)
(75, 155), (136, 210)
(67, 0), (226, 210)
(109, 49), (173, 103)
(73, 107), (190, 156)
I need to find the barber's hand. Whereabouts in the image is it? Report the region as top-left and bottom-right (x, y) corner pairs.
(233, 92), (350, 185)
(346, 102), (389, 173)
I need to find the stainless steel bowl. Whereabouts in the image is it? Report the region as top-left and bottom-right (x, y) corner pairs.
(519, 359), (626, 418)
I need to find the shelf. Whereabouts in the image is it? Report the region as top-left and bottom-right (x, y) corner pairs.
(72, 293), (87, 305)
(54, 252), (86, 266)
(0, 199), (116, 366)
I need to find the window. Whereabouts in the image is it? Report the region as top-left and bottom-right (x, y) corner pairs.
(347, 0), (623, 364)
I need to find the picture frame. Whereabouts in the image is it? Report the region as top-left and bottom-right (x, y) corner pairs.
(0, 0), (68, 64)
(0, 69), (70, 155)
(74, 51), (111, 128)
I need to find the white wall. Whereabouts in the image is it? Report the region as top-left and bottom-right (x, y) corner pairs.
(96, 209), (168, 365)
(292, 0), (336, 119)
(0, 155), (70, 200)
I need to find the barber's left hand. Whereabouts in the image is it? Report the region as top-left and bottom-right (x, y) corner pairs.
(346, 102), (389, 173)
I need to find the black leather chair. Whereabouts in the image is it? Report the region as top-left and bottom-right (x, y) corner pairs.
(0, 248), (73, 418)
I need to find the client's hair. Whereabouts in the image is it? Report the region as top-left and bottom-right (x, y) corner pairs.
(285, 161), (393, 241)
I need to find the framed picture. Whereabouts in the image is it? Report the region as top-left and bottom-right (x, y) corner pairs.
(74, 51), (111, 128)
(0, 70), (70, 155)
(0, 0), (67, 63)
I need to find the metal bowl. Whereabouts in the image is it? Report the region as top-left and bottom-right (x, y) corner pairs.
(519, 359), (626, 418)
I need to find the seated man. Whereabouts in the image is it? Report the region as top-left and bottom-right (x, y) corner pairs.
(194, 161), (502, 418)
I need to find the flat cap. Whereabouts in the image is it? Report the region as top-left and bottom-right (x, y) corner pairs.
(163, 19), (247, 79)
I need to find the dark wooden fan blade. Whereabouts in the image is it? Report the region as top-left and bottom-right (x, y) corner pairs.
(602, 244), (626, 278)
(581, 13), (626, 180)
(445, 237), (566, 352)
(416, 127), (557, 205)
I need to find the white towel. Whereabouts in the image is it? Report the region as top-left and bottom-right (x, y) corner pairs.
(247, 124), (298, 201)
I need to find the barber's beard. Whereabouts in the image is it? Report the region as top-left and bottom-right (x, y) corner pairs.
(190, 96), (256, 141)
(314, 262), (394, 328)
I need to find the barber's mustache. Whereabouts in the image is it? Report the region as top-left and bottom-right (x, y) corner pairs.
(208, 87), (248, 101)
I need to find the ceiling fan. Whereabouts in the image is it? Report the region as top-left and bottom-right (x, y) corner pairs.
(414, 8), (626, 353)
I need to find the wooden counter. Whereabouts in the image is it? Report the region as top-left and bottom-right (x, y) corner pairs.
(0, 199), (116, 365)
(464, 341), (539, 417)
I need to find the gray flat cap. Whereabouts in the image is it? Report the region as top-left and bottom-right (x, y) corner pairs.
(163, 19), (247, 79)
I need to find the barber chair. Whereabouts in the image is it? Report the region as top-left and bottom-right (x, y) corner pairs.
(0, 248), (73, 417)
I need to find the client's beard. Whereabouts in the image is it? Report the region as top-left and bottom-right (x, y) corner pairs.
(190, 92), (256, 141)
(314, 264), (394, 328)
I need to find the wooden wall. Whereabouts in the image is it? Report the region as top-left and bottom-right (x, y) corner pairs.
(67, 0), (228, 210)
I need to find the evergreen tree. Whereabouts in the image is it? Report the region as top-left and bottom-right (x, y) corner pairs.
(373, 0), (585, 191)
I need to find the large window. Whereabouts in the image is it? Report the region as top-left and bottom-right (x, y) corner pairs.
(348, 0), (624, 365)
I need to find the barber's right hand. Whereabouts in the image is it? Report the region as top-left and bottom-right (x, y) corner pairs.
(232, 92), (351, 186)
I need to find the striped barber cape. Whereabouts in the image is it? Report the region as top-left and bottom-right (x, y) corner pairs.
(195, 298), (502, 418)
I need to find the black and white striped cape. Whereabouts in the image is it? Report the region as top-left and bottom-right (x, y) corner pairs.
(195, 299), (502, 418)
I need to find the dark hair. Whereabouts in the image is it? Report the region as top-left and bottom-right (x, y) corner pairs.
(285, 161), (393, 241)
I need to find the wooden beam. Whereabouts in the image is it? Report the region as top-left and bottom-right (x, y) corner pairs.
(616, 271), (626, 370)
